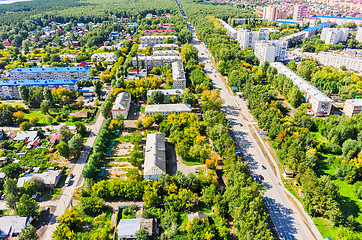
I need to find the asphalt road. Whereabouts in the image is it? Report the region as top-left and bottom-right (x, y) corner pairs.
(38, 111), (105, 240)
(178, 4), (324, 240)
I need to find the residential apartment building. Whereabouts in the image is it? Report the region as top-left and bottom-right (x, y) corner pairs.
(10, 67), (90, 80)
(147, 89), (184, 103)
(320, 28), (349, 45)
(0, 79), (78, 100)
(293, 5), (308, 21)
(132, 55), (182, 70)
(152, 50), (180, 57)
(254, 40), (288, 64)
(60, 54), (78, 63)
(145, 104), (192, 117)
(172, 61), (186, 89)
(153, 44), (178, 50)
(140, 35), (177, 46)
(111, 92), (131, 120)
(219, 19), (237, 40)
(91, 52), (118, 62)
(302, 22), (331, 37)
(315, 52), (362, 73)
(356, 27), (362, 43)
(237, 28), (269, 49)
(343, 99), (362, 117)
(144, 133), (166, 181)
(271, 62), (334, 115)
(263, 6), (279, 21)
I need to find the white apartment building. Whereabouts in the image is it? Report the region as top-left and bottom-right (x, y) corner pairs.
(172, 61), (186, 89)
(237, 28), (269, 49)
(271, 62), (334, 115)
(145, 104), (192, 117)
(132, 55), (182, 70)
(111, 92), (131, 119)
(140, 35), (177, 46)
(293, 5), (308, 21)
(0, 79), (78, 100)
(315, 52), (362, 73)
(91, 52), (118, 62)
(10, 67), (90, 80)
(219, 19), (237, 40)
(343, 99), (362, 117)
(153, 43), (179, 50)
(144, 133), (166, 181)
(147, 89), (184, 103)
(153, 50), (180, 57)
(59, 54), (78, 63)
(320, 28), (349, 45)
(356, 28), (362, 43)
(254, 40), (288, 64)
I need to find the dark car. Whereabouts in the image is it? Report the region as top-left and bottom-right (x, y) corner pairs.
(262, 165), (266, 170)
(259, 175), (264, 181)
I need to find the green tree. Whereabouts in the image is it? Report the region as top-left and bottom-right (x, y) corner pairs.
(152, 113), (163, 125)
(68, 134), (83, 157)
(180, 88), (195, 105)
(130, 150), (143, 167)
(101, 100), (112, 118)
(43, 87), (53, 102)
(40, 100), (51, 115)
(3, 163), (22, 178)
(143, 116), (154, 129)
(17, 194), (38, 216)
(20, 121), (32, 131)
(135, 228), (149, 240)
(4, 178), (18, 195)
(19, 84), (30, 104)
(57, 141), (70, 159)
(22, 181), (36, 196)
(29, 116), (39, 126)
(82, 164), (97, 179)
(78, 196), (105, 216)
(150, 90), (164, 104)
(59, 125), (72, 142)
(342, 139), (362, 160)
(18, 224), (38, 240)
(93, 80), (102, 100)
(74, 121), (87, 137)
(136, 119), (143, 129)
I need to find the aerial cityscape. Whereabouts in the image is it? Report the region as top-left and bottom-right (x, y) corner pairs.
(0, 0), (361, 239)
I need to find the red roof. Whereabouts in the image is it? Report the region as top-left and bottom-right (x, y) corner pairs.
(144, 29), (176, 33)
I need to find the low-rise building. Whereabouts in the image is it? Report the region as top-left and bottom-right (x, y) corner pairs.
(17, 170), (62, 188)
(91, 53), (118, 62)
(271, 62), (334, 115)
(144, 133), (166, 181)
(140, 35), (177, 47)
(144, 29), (176, 35)
(145, 104), (191, 117)
(0, 216), (32, 238)
(10, 67), (89, 80)
(320, 28), (349, 45)
(302, 22), (331, 37)
(14, 131), (39, 142)
(0, 79), (78, 100)
(118, 218), (156, 240)
(153, 50), (180, 57)
(254, 40), (288, 64)
(111, 92), (131, 120)
(315, 52), (362, 73)
(153, 44), (178, 50)
(147, 89), (184, 103)
(59, 54), (78, 63)
(219, 19), (237, 40)
(126, 69), (147, 81)
(78, 87), (95, 97)
(132, 55), (182, 70)
(237, 28), (269, 49)
(343, 99), (362, 117)
(172, 61), (186, 89)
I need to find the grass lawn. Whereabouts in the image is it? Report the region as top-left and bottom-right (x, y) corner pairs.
(24, 110), (53, 126)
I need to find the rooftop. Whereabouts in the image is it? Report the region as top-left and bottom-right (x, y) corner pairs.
(345, 99), (362, 106)
(17, 170), (62, 188)
(145, 104), (191, 113)
(13, 131), (38, 142)
(0, 79), (77, 87)
(112, 92), (131, 111)
(0, 216), (31, 237)
(147, 89), (184, 96)
(303, 22), (331, 32)
(10, 67), (89, 73)
(118, 218), (141, 237)
(311, 15), (362, 20)
(144, 133), (166, 177)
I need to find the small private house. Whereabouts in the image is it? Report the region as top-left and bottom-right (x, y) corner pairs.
(144, 133), (166, 181)
(13, 131), (39, 142)
(283, 169), (294, 179)
(118, 218), (156, 240)
(91, 52), (118, 62)
(69, 111), (90, 119)
(0, 216), (32, 238)
(111, 92), (131, 120)
(17, 170), (62, 188)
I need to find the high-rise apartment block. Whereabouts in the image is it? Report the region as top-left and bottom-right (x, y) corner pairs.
(320, 28), (349, 45)
(293, 5), (308, 21)
(237, 28), (269, 49)
(263, 6), (279, 21)
(254, 40), (288, 64)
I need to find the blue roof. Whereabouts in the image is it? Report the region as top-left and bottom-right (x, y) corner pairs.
(273, 20), (299, 25)
(303, 22), (330, 32)
(0, 79), (77, 87)
(10, 67), (89, 73)
(311, 15), (362, 21)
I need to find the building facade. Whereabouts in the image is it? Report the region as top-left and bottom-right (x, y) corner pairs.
(152, 50), (180, 57)
(271, 62), (334, 115)
(356, 27), (362, 43)
(59, 54), (79, 63)
(254, 40), (288, 64)
(293, 5), (308, 21)
(237, 28), (269, 49)
(320, 28), (349, 45)
(145, 104), (191, 117)
(0, 79), (78, 100)
(140, 35), (177, 46)
(144, 133), (166, 181)
(91, 52), (118, 62)
(132, 55), (182, 70)
(172, 61), (186, 89)
(10, 67), (90, 80)
(263, 6), (279, 21)
(111, 92), (131, 119)
(315, 52), (362, 73)
(219, 19), (237, 40)
(343, 99), (362, 117)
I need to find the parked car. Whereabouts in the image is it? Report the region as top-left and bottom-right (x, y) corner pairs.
(1, 194), (5, 200)
(262, 165), (266, 170)
(259, 175), (264, 181)
(69, 173), (74, 179)
(65, 177), (71, 186)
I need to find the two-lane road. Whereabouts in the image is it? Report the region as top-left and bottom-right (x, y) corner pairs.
(178, 4), (323, 240)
